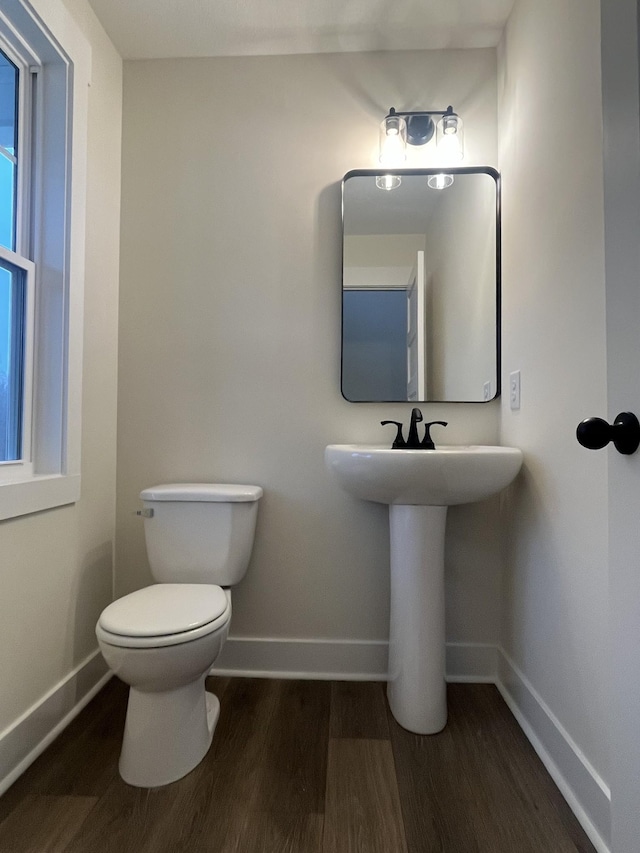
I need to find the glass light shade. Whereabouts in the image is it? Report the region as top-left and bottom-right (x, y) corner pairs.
(436, 113), (464, 162)
(379, 115), (407, 166)
(375, 174), (402, 191)
(427, 173), (454, 190)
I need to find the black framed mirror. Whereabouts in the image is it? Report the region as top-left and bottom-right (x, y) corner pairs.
(341, 167), (500, 403)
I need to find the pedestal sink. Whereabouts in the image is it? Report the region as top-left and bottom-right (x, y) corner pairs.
(324, 444), (523, 734)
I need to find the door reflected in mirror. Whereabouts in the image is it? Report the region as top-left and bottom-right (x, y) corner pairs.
(341, 168), (500, 403)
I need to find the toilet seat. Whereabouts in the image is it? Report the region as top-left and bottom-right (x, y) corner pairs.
(97, 584), (230, 649)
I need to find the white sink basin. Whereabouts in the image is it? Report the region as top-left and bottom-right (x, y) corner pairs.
(325, 441), (523, 735)
(324, 444), (523, 506)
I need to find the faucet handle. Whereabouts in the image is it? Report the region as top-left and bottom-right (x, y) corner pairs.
(421, 420), (448, 450)
(381, 420), (407, 449)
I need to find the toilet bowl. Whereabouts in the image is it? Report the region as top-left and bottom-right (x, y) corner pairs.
(96, 484), (262, 787)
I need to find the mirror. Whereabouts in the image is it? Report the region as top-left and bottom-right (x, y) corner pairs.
(341, 167), (500, 403)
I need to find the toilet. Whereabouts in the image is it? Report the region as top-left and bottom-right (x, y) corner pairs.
(95, 483), (262, 787)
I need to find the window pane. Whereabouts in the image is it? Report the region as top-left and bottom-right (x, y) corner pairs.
(0, 155), (15, 251)
(0, 259), (25, 462)
(0, 49), (18, 251)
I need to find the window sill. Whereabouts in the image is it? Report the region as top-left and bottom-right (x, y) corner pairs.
(0, 474), (81, 521)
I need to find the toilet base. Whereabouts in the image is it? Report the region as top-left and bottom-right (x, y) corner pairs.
(119, 679), (220, 787)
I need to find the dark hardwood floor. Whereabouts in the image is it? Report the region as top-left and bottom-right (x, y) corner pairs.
(0, 677), (596, 852)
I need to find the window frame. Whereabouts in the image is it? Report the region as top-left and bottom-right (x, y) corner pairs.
(0, 0), (90, 521)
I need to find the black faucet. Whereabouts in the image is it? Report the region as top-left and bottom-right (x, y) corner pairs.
(381, 409), (448, 450)
(407, 407), (424, 449)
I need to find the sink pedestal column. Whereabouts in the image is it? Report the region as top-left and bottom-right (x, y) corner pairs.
(387, 504), (448, 734)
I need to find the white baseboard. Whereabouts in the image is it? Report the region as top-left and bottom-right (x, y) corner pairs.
(211, 636), (498, 682)
(496, 647), (611, 853)
(0, 649), (111, 797)
(211, 636), (389, 680)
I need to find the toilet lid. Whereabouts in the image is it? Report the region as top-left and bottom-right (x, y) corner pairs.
(98, 584), (229, 638)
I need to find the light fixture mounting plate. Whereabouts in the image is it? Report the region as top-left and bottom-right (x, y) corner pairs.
(406, 114), (435, 146)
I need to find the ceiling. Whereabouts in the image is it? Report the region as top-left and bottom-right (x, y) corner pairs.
(87, 0), (515, 61)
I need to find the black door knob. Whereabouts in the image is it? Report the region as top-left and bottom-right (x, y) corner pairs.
(576, 412), (640, 455)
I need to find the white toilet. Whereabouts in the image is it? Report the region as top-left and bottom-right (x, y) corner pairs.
(95, 483), (262, 788)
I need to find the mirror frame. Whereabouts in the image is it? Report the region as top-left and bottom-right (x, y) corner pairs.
(341, 166), (501, 403)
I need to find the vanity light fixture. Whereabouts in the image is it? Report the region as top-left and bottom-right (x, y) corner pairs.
(379, 106), (464, 167)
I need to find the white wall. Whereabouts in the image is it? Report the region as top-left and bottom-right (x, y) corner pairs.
(116, 48), (503, 664)
(498, 0), (610, 828)
(0, 0), (121, 753)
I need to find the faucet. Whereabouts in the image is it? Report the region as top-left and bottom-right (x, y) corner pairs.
(381, 409), (448, 450)
(407, 407), (424, 449)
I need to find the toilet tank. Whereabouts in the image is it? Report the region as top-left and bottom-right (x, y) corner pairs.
(139, 483), (263, 585)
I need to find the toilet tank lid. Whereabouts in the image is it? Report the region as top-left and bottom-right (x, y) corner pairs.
(140, 483), (263, 502)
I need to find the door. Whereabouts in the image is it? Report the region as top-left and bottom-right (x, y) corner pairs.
(601, 3), (640, 850)
(406, 250), (426, 400)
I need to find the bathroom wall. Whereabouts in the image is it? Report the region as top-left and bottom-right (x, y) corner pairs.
(116, 48), (503, 672)
(0, 0), (121, 780)
(498, 0), (610, 842)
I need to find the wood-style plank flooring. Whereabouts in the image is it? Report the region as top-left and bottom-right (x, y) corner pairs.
(0, 677), (596, 852)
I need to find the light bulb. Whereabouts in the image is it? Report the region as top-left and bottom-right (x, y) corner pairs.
(436, 113), (464, 162)
(379, 115), (407, 166)
(376, 174), (402, 191)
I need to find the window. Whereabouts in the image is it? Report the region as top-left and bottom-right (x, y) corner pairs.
(0, 44), (33, 468)
(0, 0), (91, 520)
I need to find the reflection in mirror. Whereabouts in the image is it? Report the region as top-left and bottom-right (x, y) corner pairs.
(341, 168), (500, 403)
